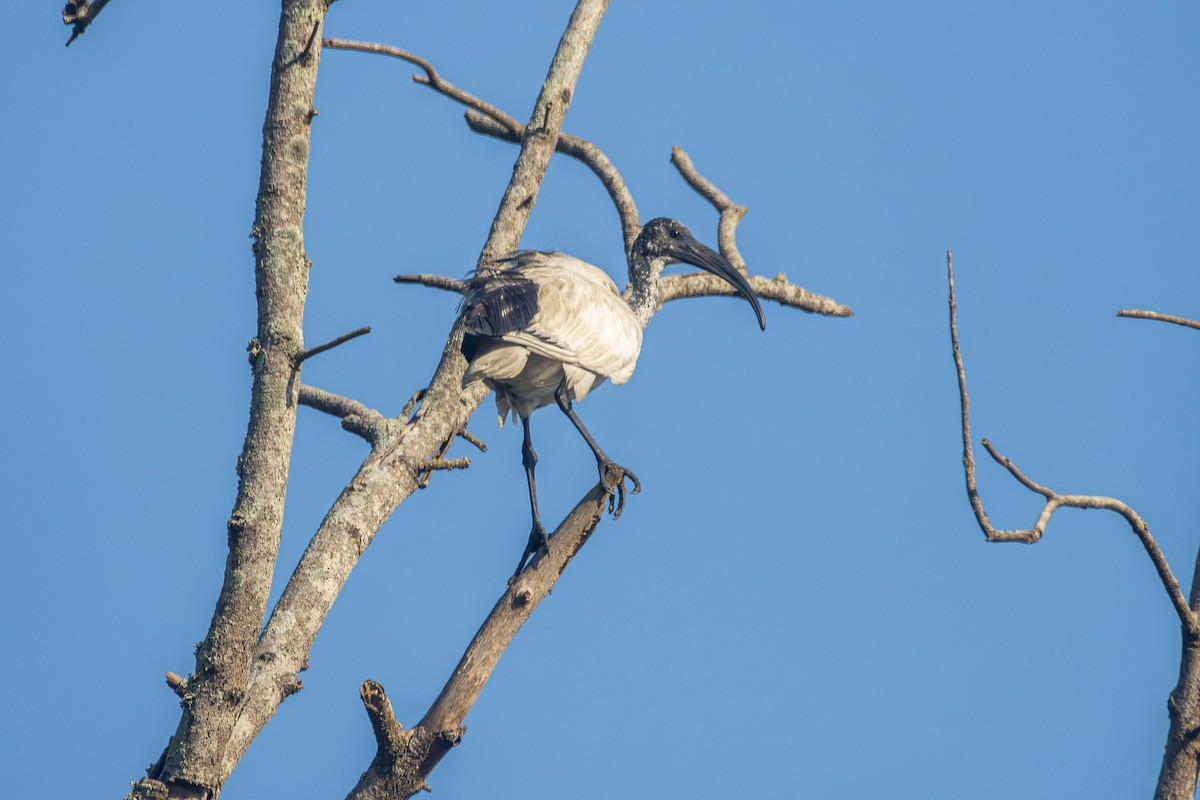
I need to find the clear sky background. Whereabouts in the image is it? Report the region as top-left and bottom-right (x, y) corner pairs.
(4, 2), (1198, 798)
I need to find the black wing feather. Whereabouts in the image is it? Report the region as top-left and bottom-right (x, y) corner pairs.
(459, 259), (541, 337)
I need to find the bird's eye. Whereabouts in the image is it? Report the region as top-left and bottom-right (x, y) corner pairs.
(669, 227), (681, 239)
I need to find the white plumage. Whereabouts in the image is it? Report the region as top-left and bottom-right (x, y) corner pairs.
(462, 251), (642, 425)
(457, 218), (765, 578)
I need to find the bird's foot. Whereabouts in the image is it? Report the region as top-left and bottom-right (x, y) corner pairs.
(598, 457), (641, 519)
(509, 521), (550, 584)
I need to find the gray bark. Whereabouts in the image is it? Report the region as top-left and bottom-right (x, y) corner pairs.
(129, 1), (329, 797)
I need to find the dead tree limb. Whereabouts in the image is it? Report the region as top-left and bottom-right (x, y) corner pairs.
(392, 274), (467, 294)
(347, 43), (849, 800)
(296, 325), (372, 365)
(946, 250), (1200, 800)
(127, 3), (330, 799)
(659, 149), (852, 318)
(186, 2), (612, 794)
(346, 485), (610, 800)
(1117, 309), (1200, 331)
(322, 36), (641, 257)
(126, 1), (849, 795)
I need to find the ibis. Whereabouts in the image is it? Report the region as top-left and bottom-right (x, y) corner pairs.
(460, 218), (766, 577)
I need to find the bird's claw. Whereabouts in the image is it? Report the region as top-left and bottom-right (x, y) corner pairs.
(510, 521), (550, 584)
(598, 459), (641, 519)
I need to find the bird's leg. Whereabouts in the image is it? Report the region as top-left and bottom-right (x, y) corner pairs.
(553, 380), (642, 518)
(511, 413), (550, 581)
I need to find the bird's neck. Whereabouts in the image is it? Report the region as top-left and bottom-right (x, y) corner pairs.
(627, 254), (664, 328)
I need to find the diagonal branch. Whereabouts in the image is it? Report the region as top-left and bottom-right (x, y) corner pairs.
(212, 3), (610, 791)
(465, 112), (641, 257)
(947, 251), (1197, 634)
(347, 485), (611, 800)
(322, 37), (521, 132)
(296, 325), (371, 365)
(1117, 309), (1200, 331)
(322, 37), (641, 258)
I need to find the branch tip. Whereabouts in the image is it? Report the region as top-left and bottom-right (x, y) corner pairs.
(165, 672), (188, 697)
(393, 274), (467, 295)
(459, 428), (487, 452)
(296, 325), (371, 365)
(1116, 309), (1200, 331)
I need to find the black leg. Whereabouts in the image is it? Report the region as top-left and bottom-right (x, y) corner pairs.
(553, 380), (641, 517)
(511, 413), (550, 581)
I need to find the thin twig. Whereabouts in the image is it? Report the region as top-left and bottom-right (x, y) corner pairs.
(1117, 309), (1200, 331)
(670, 146), (749, 273)
(948, 251), (1197, 633)
(458, 428), (487, 453)
(296, 325), (371, 364)
(948, 250), (1005, 539)
(322, 38), (521, 132)
(62, 0), (113, 46)
(393, 274), (467, 294)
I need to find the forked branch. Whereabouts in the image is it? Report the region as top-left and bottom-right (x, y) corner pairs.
(659, 148), (852, 317)
(322, 37), (641, 256)
(346, 485), (610, 800)
(323, 6), (852, 796)
(947, 251), (1196, 634)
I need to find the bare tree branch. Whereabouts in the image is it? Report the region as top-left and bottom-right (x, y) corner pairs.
(465, 112), (642, 257)
(951, 252), (1200, 800)
(62, 0), (114, 46)
(392, 274), (467, 294)
(670, 146), (750, 273)
(1117, 309), (1200, 331)
(656, 148), (853, 318)
(475, 0), (607, 268)
(296, 325), (371, 365)
(947, 251), (1196, 632)
(347, 485), (611, 800)
(948, 250), (1012, 540)
(322, 38), (522, 133)
(201, 3), (610, 791)
(299, 384), (389, 443)
(323, 37), (641, 258)
(133, 3), (332, 797)
(659, 271), (853, 317)
(458, 427), (487, 453)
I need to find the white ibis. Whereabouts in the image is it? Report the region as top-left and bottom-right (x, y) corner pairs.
(460, 218), (765, 577)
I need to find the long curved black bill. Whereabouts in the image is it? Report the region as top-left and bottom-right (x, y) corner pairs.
(673, 237), (766, 330)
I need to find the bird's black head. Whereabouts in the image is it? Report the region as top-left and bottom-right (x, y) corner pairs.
(634, 217), (765, 331)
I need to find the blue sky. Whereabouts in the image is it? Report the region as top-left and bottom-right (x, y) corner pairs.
(4, 2), (1198, 798)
